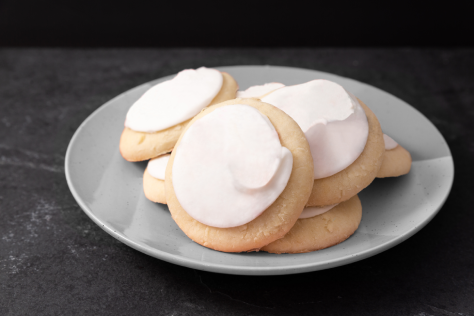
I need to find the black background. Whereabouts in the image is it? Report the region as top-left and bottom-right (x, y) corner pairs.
(1, 0), (473, 47)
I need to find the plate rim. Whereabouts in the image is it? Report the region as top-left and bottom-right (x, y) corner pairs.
(65, 65), (454, 275)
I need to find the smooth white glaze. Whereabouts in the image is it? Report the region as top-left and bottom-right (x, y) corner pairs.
(299, 204), (338, 219)
(147, 154), (171, 180)
(383, 134), (398, 150)
(261, 80), (369, 179)
(172, 104), (293, 228)
(237, 83), (285, 98)
(125, 67), (223, 133)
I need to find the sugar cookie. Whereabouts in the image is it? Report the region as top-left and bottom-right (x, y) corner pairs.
(306, 100), (384, 206)
(262, 195), (362, 254)
(120, 70), (238, 162)
(259, 80), (382, 206)
(377, 134), (412, 178)
(261, 80), (369, 180)
(165, 98), (314, 253)
(143, 154), (170, 204)
(143, 168), (166, 204)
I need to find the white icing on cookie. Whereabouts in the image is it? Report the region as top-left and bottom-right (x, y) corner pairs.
(261, 80), (369, 179)
(299, 204), (338, 219)
(147, 154), (171, 180)
(125, 67), (223, 133)
(383, 134), (398, 150)
(237, 83), (285, 99)
(172, 104), (293, 228)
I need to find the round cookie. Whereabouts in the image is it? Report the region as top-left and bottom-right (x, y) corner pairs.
(165, 98), (314, 253)
(262, 195), (362, 254)
(120, 71), (238, 162)
(377, 144), (412, 178)
(306, 100), (384, 207)
(143, 168), (166, 204)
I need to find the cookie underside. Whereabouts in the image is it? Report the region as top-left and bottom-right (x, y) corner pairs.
(165, 98), (314, 253)
(262, 195), (362, 254)
(119, 72), (238, 162)
(306, 100), (385, 207)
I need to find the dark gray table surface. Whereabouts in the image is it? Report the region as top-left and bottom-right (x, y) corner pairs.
(1, 48), (473, 316)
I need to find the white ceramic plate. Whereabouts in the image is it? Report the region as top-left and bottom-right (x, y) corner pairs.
(65, 65), (454, 275)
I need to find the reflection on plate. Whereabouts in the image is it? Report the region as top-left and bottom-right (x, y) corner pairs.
(65, 66), (454, 275)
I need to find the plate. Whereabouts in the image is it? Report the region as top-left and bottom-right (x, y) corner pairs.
(65, 65), (454, 275)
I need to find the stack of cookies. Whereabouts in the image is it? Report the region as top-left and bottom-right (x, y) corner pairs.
(119, 67), (412, 254)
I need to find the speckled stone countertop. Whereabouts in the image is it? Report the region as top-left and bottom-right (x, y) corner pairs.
(1, 49), (473, 316)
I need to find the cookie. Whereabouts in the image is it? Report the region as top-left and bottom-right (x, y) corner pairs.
(143, 154), (170, 204)
(377, 134), (412, 178)
(165, 98), (314, 253)
(259, 80), (383, 206)
(261, 80), (370, 180)
(120, 70), (238, 162)
(306, 100), (384, 206)
(143, 168), (166, 204)
(261, 195), (362, 254)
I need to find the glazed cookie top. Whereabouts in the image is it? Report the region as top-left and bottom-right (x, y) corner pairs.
(172, 104), (293, 228)
(299, 204), (338, 219)
(147, 154), (171, 180)
(383, 134), (398, 150)
(125, 67), (223, 133)
(237, 83), (285, 98)
(261, 80), (369, 179)
(166, 98), (314, 253)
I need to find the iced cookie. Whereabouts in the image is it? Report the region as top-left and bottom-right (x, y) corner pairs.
(261, 80), (384, 206)
(261, 195), (362, 254)
(376, 134), (412, 178)
(237, 83), (284, 99)
(306, 100), (384, 206)
(143, 154), (170, 204)
(120, 68), (238, 162)
(165, 98), (314, 253)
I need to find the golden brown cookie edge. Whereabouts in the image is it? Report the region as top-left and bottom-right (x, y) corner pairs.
(143, 168), (167, 204)
(262, 195), (362, 254)
(376, 144), (412, 178)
